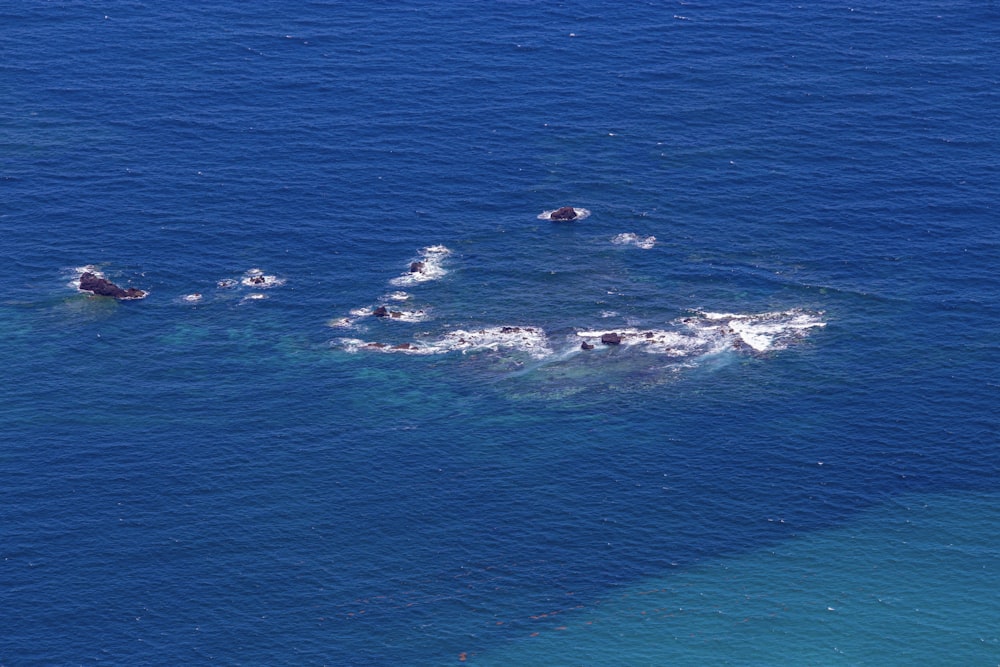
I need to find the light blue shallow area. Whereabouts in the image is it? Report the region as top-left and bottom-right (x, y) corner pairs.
(474, 491), (1000, 666)
(1, 1), (998, 665)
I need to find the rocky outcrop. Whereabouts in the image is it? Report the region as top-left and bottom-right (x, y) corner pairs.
(550, 206), (578, 221)
(581, 341), (595, 350)
(410, 261), (425, 273)
(79, 272), (146, 300)
(372, 306), (404, 318)
(600, 332), (622, 345)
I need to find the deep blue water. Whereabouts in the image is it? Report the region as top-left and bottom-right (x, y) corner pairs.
(2, 2), (999, 665)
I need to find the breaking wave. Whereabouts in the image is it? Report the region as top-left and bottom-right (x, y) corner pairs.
(336, 310), (825, 363)
(389, 245), (451, 286)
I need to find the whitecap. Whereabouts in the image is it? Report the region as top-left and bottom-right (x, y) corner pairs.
(182, 293), (203, 303)
(611, 233), (656, 249)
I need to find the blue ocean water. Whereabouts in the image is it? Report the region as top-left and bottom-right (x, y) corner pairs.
(2, 1), (998, 665)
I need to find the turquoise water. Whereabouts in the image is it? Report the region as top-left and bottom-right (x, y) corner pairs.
(478, 491), (1000, 665)
(2, 1), (998, 664)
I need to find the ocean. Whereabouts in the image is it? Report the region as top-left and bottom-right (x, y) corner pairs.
(2, 1), (998, 665)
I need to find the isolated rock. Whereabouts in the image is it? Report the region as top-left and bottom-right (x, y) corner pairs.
(581, 341), (595, 350)
(410, 261), (425, 273)
(550, 206), (578, 221)
(373, 306), (389, 317)
(600, 332), (622, 345)
(79, 272), (146, 300)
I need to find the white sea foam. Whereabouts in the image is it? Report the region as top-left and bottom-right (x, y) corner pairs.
(73, 265), (104, 279)
(386, 291), (410, 301)
(69, 265), (104, 290)
(241, 293), (268, 303)
(575, 309), (824, 356)
(338, 325), (553, 359)
(537, 207), (591, 221)
(691, 309), (826, 352)
(216, 278), (239, 289)
(337, 338), (438, 355)
(378, 308), (429, 323)
(331, 302), (431, 328)
(240, 268), (285, 288)
(437, 326), (552, 358)
(576, 328), (714, 356)
(611, 233), (656, 249)
(182, 293), (203, 303)
(389, 246), (452, 286)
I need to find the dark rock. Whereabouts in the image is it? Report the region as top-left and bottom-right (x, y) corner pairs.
(366, 342), (387, 348)
(550, 206), (578, 221)
(392, 343), (416, 350)
(79, 272), (147, 300)
(600, 332), (622, 345)
(581, 341), (595, 350)
(373, 306), (389, 317)
(410, 261), (425, 273)
(390, 311), (402, 318)
(500, 326), (521, 334)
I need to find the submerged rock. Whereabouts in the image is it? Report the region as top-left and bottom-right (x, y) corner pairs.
(79, 272), (146, 300)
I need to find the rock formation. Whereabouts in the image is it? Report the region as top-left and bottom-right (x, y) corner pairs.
(600, 332), (622, 345)
(79, 272), (146, 300)
(550, 206), (578, 221)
